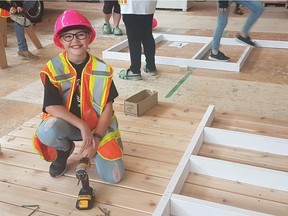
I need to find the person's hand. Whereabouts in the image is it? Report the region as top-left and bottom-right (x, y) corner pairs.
(219, 7), (227, 13)
(9, 7), (17, 14)
(16, 7), (24, 14)
(79, 123), (96, 150)
(80, 144), (97, 160)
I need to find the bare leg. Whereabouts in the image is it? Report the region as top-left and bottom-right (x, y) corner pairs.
(104, 13), (112, 25)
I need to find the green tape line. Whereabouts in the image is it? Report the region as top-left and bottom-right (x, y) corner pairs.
(165, 68), (195, 98)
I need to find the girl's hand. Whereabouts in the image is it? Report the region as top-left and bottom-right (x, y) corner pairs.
(80, 144), (97, 160)
(79, 123), (96, 152)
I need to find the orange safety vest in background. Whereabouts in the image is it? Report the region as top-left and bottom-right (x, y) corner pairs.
(0, 0), (11, 18)
(0, 8), (10, 18)
(32, 52), (123, 162)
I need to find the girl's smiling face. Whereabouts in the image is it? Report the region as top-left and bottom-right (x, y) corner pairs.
(60, 29), (91, 62)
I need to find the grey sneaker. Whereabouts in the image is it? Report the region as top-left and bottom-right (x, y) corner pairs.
(18, 50), (39, 60)
(208, 51), (230, 62)
(10, 14), (31, 27)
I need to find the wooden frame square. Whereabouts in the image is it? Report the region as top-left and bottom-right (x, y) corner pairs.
(102, 34), (288, 72)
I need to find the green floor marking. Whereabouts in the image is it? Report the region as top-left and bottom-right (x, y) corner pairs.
(165, 68), (196, 98)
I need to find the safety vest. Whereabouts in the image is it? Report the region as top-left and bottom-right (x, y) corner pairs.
(118, 0), (127, 5)
(0, 0), (11, 18)
(0, 8), (10, 18)
(32, 52), (123, 162)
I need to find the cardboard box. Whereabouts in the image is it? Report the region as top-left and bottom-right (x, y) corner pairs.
(124, 90), (158, 117)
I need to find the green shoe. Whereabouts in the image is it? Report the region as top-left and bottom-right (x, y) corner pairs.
(119, 69), (142, 81)
(113, 27), (123, 36)
(103, 23), (112, 35)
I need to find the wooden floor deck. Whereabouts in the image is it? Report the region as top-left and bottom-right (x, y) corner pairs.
(0, 99), (288, 216)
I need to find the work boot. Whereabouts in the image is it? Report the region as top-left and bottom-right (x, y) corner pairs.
(49, 141), (75, 177)
(17, 50), (39, 60)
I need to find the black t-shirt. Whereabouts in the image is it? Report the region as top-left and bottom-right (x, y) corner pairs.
(42, 55), (118, 118)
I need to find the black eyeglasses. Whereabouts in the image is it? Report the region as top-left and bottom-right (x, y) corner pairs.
(60, 31), (89, 42)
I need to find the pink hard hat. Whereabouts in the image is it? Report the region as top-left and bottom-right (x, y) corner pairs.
(53, 9), (96, 49)
(152, 18), (158, 29)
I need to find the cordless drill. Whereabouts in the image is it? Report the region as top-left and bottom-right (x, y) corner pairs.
(75, 157), (95, 210)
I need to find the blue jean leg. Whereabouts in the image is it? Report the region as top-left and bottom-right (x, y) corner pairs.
(37, 117), (82, 151)
(14, 22), (28, 51)
(235, 0), (264, 35)
(95, 155), (125, 184)
(211, 2), (231, 51)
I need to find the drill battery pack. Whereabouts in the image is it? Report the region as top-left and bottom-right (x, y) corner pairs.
(76, 187), (95, 210)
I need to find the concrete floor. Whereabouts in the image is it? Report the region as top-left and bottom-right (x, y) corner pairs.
(0, 1), (288, 137)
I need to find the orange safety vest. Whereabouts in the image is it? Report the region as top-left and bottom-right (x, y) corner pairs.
(0, 8), (10, 18)
(32, 52), (123, 161)
(0, 1), (11, 18)
(118, 0), (127, 5)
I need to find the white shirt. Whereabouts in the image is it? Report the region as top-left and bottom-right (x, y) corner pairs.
(120, 0), (157, 15)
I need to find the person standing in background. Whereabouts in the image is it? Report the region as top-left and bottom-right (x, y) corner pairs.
(119, 0), (158, 80)
(102, 0), (122, 36)
(209, 0), (264, 62)
(0, 0), (39, 60)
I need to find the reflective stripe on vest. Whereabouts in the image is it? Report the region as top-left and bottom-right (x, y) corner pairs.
(97, 115), (123, 161)
(118, 0), (127, 5)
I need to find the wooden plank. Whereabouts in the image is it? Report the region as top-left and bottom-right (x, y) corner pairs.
(123, 142), (183, 165)
(180, 183), (288, 215)
(204, 127), (288, 156)
(113, 100), (205, 122)
(170, 194), (267, 216)
(189, 155), (288, 192)
(0, 202), (54, 216)
(122, 131), (192, 152)
(25, 25), (43, 49)
(186, 173), (288, 205)
(0, 182), (151, 216)
(0, 17), (8, 69)
(0, 17), (7, 46)
(199, 143), (288, 172)
(212, 112), (288, 139)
